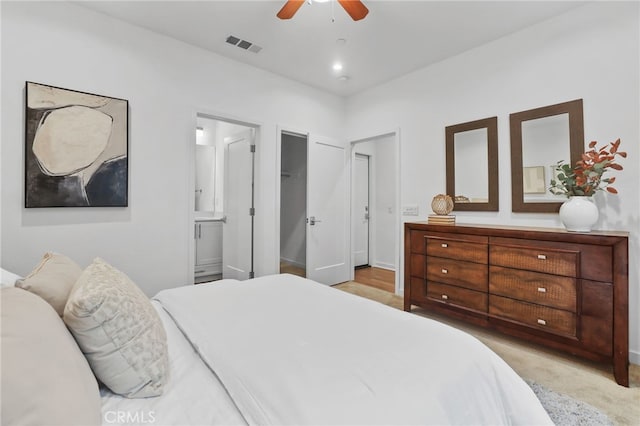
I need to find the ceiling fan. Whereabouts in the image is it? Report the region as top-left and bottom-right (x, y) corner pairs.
(277, 0), (369, 21)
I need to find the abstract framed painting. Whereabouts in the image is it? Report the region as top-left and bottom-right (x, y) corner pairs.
(25, 81), (129, 207)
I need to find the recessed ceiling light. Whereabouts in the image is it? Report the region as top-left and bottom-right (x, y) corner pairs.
(336, 38), (347, 46)
(333, 62), (343, 71)
(338, 75), (350, 82)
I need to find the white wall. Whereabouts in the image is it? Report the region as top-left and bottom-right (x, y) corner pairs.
(0, 1), (345, 295)
(346, 2), (640, 363)
(373, 136), (396, 269)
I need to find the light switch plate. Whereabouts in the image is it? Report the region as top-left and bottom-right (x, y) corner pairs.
(402, 205), (419, 216)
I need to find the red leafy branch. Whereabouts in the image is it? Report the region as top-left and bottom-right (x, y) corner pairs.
(550, 138), (627, 196)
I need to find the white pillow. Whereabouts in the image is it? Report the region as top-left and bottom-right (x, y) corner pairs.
(63, 258), (169, 398)
(0, 268), (22, 288)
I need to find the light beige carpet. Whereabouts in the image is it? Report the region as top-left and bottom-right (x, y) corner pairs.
(334, 282), (640, 425)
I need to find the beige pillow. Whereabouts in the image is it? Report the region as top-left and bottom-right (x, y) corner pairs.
(63, 257), (169, 398)
(1, 287), (101, 426)
(15, 252), (83, 316)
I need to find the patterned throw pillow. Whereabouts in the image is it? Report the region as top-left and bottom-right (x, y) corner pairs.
(63, 258), (169, 398)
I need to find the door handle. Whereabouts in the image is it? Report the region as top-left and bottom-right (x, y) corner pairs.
(309, 216), (322, 226)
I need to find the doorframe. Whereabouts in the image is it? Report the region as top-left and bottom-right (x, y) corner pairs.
(189, 110), (262, 284)
(349, 129), (402, 294)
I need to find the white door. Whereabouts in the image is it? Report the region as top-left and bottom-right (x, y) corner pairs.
(223, 129), (254, 280)
(353, 154), (370, 267)
(306, 134), (350, 285)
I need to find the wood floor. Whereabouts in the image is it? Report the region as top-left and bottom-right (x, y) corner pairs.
(354, 266), (395, 293)
(280, 262), (306, 277)
(279, 262), (395, 293)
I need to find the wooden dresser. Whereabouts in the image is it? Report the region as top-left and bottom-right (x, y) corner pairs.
(404, 222), (629, 386)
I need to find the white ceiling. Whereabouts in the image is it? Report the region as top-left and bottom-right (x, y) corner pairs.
(78, 1), (584, 97)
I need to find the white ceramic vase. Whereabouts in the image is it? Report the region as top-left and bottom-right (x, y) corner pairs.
(559, 196), (599, 232)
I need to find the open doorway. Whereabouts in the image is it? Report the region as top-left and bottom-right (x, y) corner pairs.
(279, 132), (307, 278)
(193, 114), (257, 283)
(351, 133), (398, 294)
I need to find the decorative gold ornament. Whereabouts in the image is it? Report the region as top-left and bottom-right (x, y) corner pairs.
(431, 194), (454, 215)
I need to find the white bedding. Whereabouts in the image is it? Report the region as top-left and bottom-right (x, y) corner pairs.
(1, 267), (21, 287)
(100, 301), (246, 426)
(153, 274), (552, 425)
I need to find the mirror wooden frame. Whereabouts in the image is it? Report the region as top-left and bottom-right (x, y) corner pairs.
(510, 99), (584, 213)
(446, 116), (499, 211)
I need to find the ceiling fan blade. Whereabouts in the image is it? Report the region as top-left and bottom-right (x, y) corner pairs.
(277, 0), (305, 19)
(337, 0), (369, 21)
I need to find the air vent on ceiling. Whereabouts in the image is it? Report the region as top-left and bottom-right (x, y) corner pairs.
(226, 35), (263, 54)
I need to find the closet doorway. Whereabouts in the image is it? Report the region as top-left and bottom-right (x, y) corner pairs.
(193, 114), (257, 282)
(279, 132), (307, 278)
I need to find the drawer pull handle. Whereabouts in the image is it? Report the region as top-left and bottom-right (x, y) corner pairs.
(441, 243), (448, 248)
(537, 319), (547, 326)
(537, 254), (547, 260)
(537, 287), (547, 293)
(441, 268), (448, 274)
(441, 294), (448, 300)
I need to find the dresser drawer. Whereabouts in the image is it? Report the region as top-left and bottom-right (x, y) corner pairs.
(426, 257), (488, 292)
(489, 295), (576, 337)
(489, 266), (576, 312)
(426, 237), (488, 264)
(490, 245), (578, 277)
(427, 282), (487, 312)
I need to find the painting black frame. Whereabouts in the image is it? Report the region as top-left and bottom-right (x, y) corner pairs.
(25, 81), (129, 208)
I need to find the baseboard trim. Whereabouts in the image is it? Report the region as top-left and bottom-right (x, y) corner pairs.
(630, 349), (640, 366)
(280, 257), (305, 270)
(373, 262), (395, 271)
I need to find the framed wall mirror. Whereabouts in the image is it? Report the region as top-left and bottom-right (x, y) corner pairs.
(446, 116), (498, 211)
(510, 99), (584, 213)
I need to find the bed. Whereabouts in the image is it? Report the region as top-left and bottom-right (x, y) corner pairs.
(2, 259), (552, 426)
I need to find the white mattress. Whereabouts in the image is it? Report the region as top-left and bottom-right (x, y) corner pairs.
(100, 301), (247, 426)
